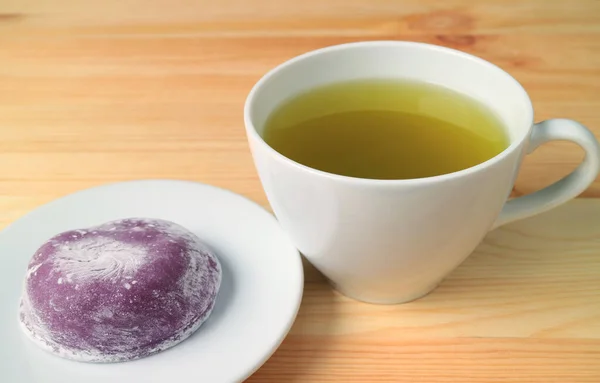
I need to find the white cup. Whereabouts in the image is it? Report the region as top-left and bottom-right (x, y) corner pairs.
(244, 41), (600, 304)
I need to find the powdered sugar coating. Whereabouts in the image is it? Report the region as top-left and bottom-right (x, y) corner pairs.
(19, 218), (222, 363)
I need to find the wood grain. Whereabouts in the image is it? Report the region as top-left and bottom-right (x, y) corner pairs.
(0, 0), (599, 381)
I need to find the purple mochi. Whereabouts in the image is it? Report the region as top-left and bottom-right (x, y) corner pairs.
(19, 218), (222, 363)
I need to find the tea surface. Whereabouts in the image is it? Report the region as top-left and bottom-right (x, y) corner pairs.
(263, 79), (509, 180)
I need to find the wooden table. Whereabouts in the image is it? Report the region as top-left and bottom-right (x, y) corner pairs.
(1, 0), (599, 381)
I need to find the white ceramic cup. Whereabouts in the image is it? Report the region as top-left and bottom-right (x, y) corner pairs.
(244, 41), (600, 304)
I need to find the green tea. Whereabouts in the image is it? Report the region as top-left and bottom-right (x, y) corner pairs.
(263, 79), (509, 180)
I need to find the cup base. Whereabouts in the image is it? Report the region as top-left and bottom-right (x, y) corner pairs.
(327, 280), (441, 305)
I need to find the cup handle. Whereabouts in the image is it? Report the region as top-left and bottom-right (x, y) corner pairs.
(491, 119), (600, 230)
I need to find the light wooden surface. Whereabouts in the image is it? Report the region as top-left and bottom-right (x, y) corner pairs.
(0, 0), (599, 381)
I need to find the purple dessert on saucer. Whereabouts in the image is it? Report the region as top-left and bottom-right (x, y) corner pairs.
(19, 218), (222, 363)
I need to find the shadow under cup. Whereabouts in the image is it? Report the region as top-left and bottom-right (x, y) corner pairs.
(244, 41), (537, 304)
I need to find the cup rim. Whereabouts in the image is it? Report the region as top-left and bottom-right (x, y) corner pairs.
(244, 40), (534, 185)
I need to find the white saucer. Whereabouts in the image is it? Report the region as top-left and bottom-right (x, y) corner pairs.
(0, 180), (303, 383)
